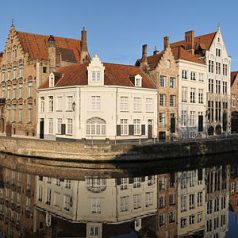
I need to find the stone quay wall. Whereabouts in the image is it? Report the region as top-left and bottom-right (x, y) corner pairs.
(0, 136), (237, 162)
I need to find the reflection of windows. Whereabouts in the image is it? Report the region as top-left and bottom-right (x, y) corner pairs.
(159, 214), (165, 226)
(65, 180), (71, 189)
(168, 211), (176, 223)
(38, 186), (43, 202)
(120, 196), (129, 212)
(133, 177), (142, 188)
(181, 195), (186, 212)
(64, 195), (72, 211)
(189, 194), (194, 209)
(197, 192), (203, 206)
(181, 217), (187, 228)
(86, 117), (106, 136)
(145, 192), (153, 207)
(120, 178), (129, 190)
(91, 199), (101, 214)
(86, 177), (106, 193)
(133, 194), (141, 209)
(46, 188), (51, 205)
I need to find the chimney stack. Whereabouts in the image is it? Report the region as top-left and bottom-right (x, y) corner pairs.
(185, 30), (195, 54)
(141, 44), (148, 64)
(80, 27), (90, 63)
(164, 36), (169, 50)
(47, 35), (57, 71)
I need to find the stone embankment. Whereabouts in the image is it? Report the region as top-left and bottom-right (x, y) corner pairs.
(0, 136), (237, 162)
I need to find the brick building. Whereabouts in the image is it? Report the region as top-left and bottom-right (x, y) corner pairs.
(0, 24), (90, 137)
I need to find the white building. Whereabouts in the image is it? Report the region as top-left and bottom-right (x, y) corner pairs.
(171, 46), (207, 139)
(37, 55), (157, 141)
(171, 27), (231, 136)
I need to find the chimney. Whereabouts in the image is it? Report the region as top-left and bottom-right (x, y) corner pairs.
(164, 36), (169, 50)
(47, 35), (57, 71)
(80, 27), (90, 63)
(141, 44), (148, 64)
(185, 30), (195, 54)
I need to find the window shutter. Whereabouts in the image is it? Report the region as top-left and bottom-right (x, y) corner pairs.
(129, 125), (134, 135)
(117, 125), (121, 136)
(61, 124), (66, 135)
(141, 124), (145, 135)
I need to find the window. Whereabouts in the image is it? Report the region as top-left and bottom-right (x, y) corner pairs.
(28, 105), (32, 122)
(181, 110), (187, 126)
(223, 64), (228, 76)
(92, 96), (101, 111)
(145, 192), (153, 207)
(216, 62), (221, 74)
(64, 195), (72, 211)
(216, 48), (221, 57)
(190, 88), (196, 103)
(209, 79), (214, 93)
(182, 87), (187, 102)
(43, 67), (47, 74)
(133, 194), (141, 209)
(19, 66), (23, 78)
(18, 105), (23, 122)
(92, 71), (101, 81)
(1, 87), (5, 98)
(28, 82), (32, 97)
(197, 192), (203, 206)
(209, 60), (214, 73)
(91, 199), (101, 214)
(182, 70), (188, 79)
(7, 86), (11, 99)
(133, 177), (142, 188)
(40, 97), (45, 113)
(13, 68), (16, 79)
(190, 71), (196, 80)
(66, 118), (73, 135)
(170, 77), (176, 88)
(146, 98), (153, 112)
(159, 113), (165, 127)
(223, 82), (227, 95)
(12, 105), (16, 122)
(160, 75), (166, 87)
(120, 119), (128, 135)
(133, 97), (142, 112)
(198, 89), (203, 104)
(135, 77), (141, 87)
(190, 111), (195, 127)
(19, 84), (23, 98)
(133, 119), (141, 135)
(86, 117), (106, 136)
(199, 73), (204, 81)
(57, 118), (62, 134)
(49, 96), (53, 112)
(120, 97), (129, 111)
(159, 94), (166, 106)
(170, 95), (176, 107)
(120, 196), (129, 212)
(216, 80), (221, 94)
(66, 96), (73, 111)
(48, 118), (53, 134)
(189, 194), (195, 209)
(13, 86), (16, 99)
(207, 200), (212, 214)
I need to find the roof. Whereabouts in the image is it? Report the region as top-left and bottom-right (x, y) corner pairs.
(171, 32), (217, 51)
(231, 71), (238, 87)
(16, 31), (81, 62)
(40, 63), (156, 89)
(0, 52), (3, 66)
(171, 47), (205, 64)
(147, 51), (164, 70)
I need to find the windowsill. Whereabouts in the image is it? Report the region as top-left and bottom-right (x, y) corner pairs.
(65, 110), (73, 112)
(56, 110), (62, 112)
(120, 110), (129, 113)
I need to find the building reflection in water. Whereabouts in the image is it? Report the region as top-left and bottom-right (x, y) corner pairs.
(0, 156), (235, 238)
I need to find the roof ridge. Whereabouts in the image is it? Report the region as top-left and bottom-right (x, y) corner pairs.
(16, 31), (80, 42)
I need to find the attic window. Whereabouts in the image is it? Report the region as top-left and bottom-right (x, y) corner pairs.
(49, 73), (54, 87)
(92, 71), (101, 81)
(135, 77), (142, 87)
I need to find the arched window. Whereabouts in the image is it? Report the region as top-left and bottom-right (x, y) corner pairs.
(86, 117), (106, 136)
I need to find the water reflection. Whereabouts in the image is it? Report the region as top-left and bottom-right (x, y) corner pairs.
(0, 154), (237, 237)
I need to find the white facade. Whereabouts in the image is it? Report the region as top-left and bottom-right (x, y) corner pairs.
(177, 60), (207, 139)
(206, 28), (231, 135)
(37, 56), (157, 141)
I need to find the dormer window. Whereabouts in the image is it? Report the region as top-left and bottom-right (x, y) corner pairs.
(135, 75), (142, 87)
(92, 71), (101, 81)
(49, 73), (55, 87)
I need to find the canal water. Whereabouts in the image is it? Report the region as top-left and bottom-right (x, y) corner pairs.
(0, 152), (238, 237)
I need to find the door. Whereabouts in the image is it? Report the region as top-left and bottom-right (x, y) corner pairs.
(148, 120), (152, 139)
(40, 119), (44, 139)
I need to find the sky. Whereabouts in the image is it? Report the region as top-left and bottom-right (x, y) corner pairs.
(1, 0), (238, 69)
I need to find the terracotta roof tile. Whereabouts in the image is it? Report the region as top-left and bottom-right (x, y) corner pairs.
(231, 71), (238, 87)
(40, 63), (156, 89)
(171, 32), (216, 51)
(16, 31), (81, 62)
(147, 51), (164, 70)
(171, 47), (205, 64)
